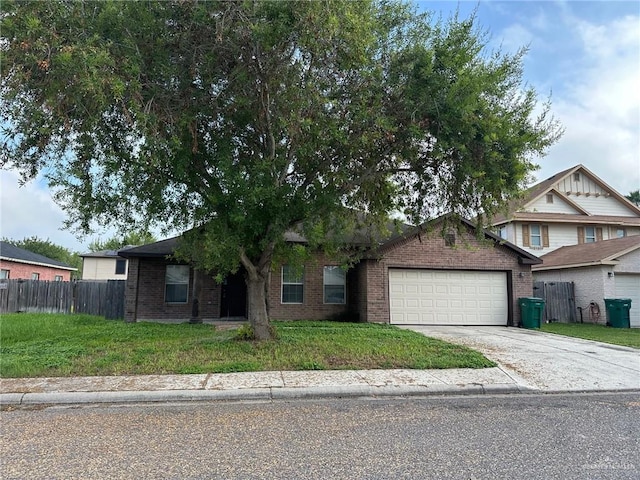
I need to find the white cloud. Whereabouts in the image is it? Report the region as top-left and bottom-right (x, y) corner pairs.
(0, 170), (90, 252)
(533, 9), (640, 195)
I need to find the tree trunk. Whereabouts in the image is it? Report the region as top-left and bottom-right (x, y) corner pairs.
(239, 244), (275, 341)
(246, 274), (271, 340)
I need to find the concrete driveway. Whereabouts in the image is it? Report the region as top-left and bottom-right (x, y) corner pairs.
(402, 326), (640, 392)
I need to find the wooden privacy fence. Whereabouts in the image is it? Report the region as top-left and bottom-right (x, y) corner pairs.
(533, 281), (577, 323)
(0, 279), (125, 320)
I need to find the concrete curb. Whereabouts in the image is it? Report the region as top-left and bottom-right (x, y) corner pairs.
(1, 383), (533, 407)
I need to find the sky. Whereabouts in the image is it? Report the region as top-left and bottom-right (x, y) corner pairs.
(1, 0), (639, 253)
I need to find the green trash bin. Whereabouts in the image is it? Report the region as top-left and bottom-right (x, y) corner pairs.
(604, 299), (632, 328)
(519, 297), (545, 329)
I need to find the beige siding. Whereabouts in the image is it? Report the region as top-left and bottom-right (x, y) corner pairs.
(568, 194), (638, 216)
(82, 257), (128, 280)
(527, 193), (581, 214)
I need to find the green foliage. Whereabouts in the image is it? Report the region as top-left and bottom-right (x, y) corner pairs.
(1, 1), (562, 333)
(2, 236), (82, 277)
(234, 323), (256, 341)
(625, 190), (640, 206)
(0, 314), (494, 377)
(541, 323), (640, 349)
(88, 231), (156, 252)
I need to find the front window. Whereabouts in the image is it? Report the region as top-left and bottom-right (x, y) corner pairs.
(165, 265), (189, 303)
(54, 275), (63, 281)
(281, 265), (304, 304)
(0, 269), (9, 279)
(31, 272), (40, 280)
(115, 259), (127, 275)
(323, 266), (346, 304)
(530, 225), (542, 247)
(585, 226), (596, 243)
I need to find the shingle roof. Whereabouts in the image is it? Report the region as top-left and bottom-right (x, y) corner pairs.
(0, 241), (77, 270)
(119, 216), (542, 266)
(117, 237), (181, 258)
(534, 235), (640, 270)
(492, 164), (640, 224)
(81, 246), (136, 258)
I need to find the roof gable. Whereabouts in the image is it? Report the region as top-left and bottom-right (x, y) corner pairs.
(522, 165), (640, 217)
(0, 241), (76, 270)
(377, 216), (542, 265)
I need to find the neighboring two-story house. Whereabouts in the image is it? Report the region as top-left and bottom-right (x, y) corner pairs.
(492, 164), (640, 327)
(492, 164), (640, 255)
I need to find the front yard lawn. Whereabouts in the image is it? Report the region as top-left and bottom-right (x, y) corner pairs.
(0, 313), (495, 378)
(541, 322), (640, 349)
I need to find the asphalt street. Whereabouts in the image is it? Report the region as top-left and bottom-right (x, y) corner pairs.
(2, 392), (639, 480)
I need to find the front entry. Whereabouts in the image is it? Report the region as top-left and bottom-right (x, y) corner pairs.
(220, 272), (247, 318)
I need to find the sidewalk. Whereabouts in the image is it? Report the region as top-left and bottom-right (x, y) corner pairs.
(0, 366), (534, 407)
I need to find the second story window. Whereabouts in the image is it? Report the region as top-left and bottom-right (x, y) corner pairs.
(522, 224), (548, 248)
(578, 226), (602, 244)
(530, 225), (542, 247)
(617, 228), (626, 238)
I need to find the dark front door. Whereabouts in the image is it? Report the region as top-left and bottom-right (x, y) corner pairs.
(220, 272), (247, 318)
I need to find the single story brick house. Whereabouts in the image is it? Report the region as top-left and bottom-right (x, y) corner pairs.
(118, 217), (541, 326)
(0, 241), (77, 281)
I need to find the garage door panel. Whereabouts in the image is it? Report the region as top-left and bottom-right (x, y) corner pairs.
(389, 269), (508, 325)
(615, 274), (640, 328)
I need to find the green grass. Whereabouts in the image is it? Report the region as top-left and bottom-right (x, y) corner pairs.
(0, 314), (495, 378)
(541, 322), (640, 349)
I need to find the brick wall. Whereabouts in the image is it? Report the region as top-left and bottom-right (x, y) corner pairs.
(0, 259), (73, 281)
(124, 227), (534, 325)
(360, 227), (533, 325)
(267, 252), (352, 321)
(125, 257), (221, 322)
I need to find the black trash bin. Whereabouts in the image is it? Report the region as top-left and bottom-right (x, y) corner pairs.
(604, 299), (632, 328)
(518, 297), (545, 329)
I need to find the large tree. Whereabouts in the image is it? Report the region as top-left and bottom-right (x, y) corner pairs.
(1, 1), (561, 339)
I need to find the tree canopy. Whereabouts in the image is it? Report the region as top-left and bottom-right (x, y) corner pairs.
(88, 231), (157, 253)
(1, 0), (561, 338)
(625, 190), (640, 207)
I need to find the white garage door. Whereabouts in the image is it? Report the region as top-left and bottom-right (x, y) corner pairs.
(615, 274), (640, 328)
(389, 269), (508, 325)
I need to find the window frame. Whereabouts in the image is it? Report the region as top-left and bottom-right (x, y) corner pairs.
(31, 272), (40, 280)
(584, 226), (596, 243)
(546, 193), (554, 204)
(323, 266), (346, 305)
(529, 224), (542, 247)
(165, 265), (190, 304)
(0, 269), (9, 279)
(54, 275), (63, 281)
(616, 228), (626, 238)
(281, 265), (304, 304)
(115, 258), (127, 275)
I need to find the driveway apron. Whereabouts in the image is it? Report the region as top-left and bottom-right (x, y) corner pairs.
(401, 326), (640, 392)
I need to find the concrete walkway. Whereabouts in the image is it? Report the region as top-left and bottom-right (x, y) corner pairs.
(1, 327), (638, 407)
(402, 326), (640, 392)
